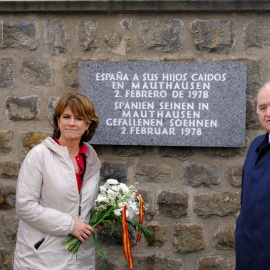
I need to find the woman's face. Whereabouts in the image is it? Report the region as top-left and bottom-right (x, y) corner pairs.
(58, 105), (90, 143)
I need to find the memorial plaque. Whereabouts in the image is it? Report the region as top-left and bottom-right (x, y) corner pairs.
(79, 61), (247, 147)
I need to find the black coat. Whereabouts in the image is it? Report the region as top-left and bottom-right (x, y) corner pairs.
(235, 133), (270, 270)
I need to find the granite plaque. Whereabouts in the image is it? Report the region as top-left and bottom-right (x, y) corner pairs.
(79, 61), (247, 147)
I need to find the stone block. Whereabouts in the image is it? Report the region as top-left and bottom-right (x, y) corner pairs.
(214, 225), (235, 249)
(137, 189), (154, 220)
(1, 21), (38, 49)
(0, 185), (16, 210)
(0, 161), (20, 178)
(47, 96), (60, 125)
(245, 20), (270, 48)
(137, 189), (151, 205)
(1, 215), (19, 243)
(21, 58), (52, 85)
(135, 164), (172, 183)
(182, 162), (219, 187)
(133, 253), (183, 270)
(112, 146), (145, 157)
(131, 254), (156, 270)
(44, 20), (69, 55)
(0, 131), (13, 153)
(0, 58), (14, 88)
(226, 166), (242, 187)
(21, 132), (50, 155)
(97, 225), (127, 245)
(153, 254), (183, 270)
(247, 59), (263, 94)
(173, 223), (205, 253)
(104, 33), (132, 55)
(246, 99), (261, 130)
(201, 147), (241, 158)
(0, 247), (13, 270)
(6, 96), (40, 121)
(139, 19), (183, 52)
(100, 162), (128, 183)
(157, 190), (188, 218)
(77, 20), (99, 51)
(191, 19), (234, 53)
(158, 146), (193, 160)
(194, 192), (240, 217)
(146, 222), (165, 247)
(198, 256), (232, 270)
(120, 19), (132, 31)
(63, 60), (78, 88)
(96, 253), (118, 270)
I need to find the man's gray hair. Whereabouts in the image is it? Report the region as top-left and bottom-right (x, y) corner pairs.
(256, 81), (270, 114)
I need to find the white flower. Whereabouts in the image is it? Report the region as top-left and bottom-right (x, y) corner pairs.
(111, 185), (120, 192)
(106, 179), (119, 185)
(130, 193), (136, 201)
(99, 186), (107, 193)
(118, 202), (124, 210)
(95, 180), (142, 221)
(128, 201), (138, 212)
(96, 195), (108, 202)
(107, 189), (117, 196)
(114, 209), (122, 216)
(119, 183), (129, 193)
(128, 212), (134, 219)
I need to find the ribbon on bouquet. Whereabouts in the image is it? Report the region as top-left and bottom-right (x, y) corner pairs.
(121, 205), (134, 269)
(135, 193), (144, 243)
(121, 193), (145, 269)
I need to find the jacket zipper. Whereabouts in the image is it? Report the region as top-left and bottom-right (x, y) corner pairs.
(79, 191), (82, 217)
(76, 191), (82, 262)
(77, 154), (86, 262)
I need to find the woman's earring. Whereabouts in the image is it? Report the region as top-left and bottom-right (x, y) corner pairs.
(85, 130), (89, 136)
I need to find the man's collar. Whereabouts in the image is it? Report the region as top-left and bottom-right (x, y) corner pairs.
(256, 133), (269, 153)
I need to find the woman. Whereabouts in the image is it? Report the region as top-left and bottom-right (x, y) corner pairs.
(14, 93), (101, 270)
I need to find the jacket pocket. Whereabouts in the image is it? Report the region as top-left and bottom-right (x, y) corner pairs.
(34, 237), (45, 250)
(34, 234), (51, 251)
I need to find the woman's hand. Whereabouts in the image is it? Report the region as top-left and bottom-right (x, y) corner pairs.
(71, 221), (94, 243)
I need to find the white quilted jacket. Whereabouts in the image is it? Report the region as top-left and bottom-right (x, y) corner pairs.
(14, 137), (101, 270)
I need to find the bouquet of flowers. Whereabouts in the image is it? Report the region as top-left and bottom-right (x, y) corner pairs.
(62, 179), (151, 269)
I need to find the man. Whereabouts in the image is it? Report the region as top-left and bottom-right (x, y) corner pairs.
(235, 81), (270, 269)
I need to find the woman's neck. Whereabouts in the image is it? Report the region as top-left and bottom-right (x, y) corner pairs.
(58, 137), (80, 157)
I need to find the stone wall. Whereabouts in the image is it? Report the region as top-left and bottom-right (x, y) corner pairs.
(0, 3), (267, 270)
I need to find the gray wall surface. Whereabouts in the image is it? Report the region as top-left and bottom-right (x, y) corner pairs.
(0, 1), (267, 269)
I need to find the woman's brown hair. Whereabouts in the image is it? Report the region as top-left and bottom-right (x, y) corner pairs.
(53, 93), (99, 143)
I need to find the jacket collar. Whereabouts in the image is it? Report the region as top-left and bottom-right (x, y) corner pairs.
(256, 133), (269, 153)
(41, 137), (101, 179)
(54, 136), (88, 158)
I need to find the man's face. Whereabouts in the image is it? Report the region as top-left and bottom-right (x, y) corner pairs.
(257, 86), (270, 133)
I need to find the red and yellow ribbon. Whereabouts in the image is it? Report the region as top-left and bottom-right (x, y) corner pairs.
(121, 205), (134, 269)
(135, 193), (144, 243)
(121, 193), (145, 269)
